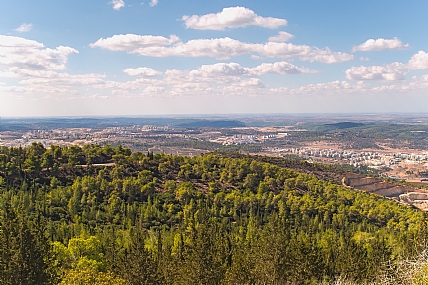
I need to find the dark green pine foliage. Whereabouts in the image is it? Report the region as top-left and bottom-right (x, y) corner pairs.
(0, 203), (51, 285)
(178, 214), (230, 285)
(0, 144), (426, 284)
(114, 229), (163, 285)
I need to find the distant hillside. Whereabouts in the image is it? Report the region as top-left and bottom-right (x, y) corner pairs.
(325, 122), (365, 129)
(0, 117), (246, 131)
(177, 119), (245, 128)
(311, 121), (365, 132)
(0, 117), (178, 130)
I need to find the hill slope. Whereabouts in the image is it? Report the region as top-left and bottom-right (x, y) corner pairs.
(0, 144), (425, 284)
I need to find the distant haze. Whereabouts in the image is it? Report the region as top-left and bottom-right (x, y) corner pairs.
(2, 114), (428, 131)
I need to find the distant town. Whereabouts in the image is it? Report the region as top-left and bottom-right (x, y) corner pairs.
(2, 115), (428, 184)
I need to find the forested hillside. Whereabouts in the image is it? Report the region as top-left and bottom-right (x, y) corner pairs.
(0, 143), (426, 284)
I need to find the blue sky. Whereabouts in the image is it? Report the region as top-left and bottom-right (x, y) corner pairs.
(1, 0), (428, 117)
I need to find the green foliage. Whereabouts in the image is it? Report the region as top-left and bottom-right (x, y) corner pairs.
(58, 267), (126, 285)
(0, 204), (52, 285)
(0, 144), (426, 284)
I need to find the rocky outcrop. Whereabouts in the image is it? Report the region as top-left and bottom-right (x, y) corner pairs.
(343, 173), (428, 211)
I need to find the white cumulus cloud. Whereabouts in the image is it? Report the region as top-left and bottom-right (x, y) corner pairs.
(92, 36), (259, 59)
(90, 34), (179, 51)
(14, 23), (33, 33)
(239, 78), (265, 88)
(191, 62), (254, 77)
(407, 51), (428, 70)
(110, 0), (125, 10)
(123, 67), (163, 77)
(90, 34), (354, 63)
(107, 61), (320, 98)
(168, 38), (255, 59)
(0, 35), (43, 48)
(346, 50), (428, 82)
(254, 61), (317, 75)
(144, 86), (164, 94)
(352, 37), (409, 52)
(0, 35), (78, 71)
(149, 0), (158, 7)
(261, 41), (310, 58)
(268, 31), (294, 42)
(301, 48), (355, 64)
(345, 63), (407, 81)
(0, 35), (111, 98)
(182, 6), (287, 30)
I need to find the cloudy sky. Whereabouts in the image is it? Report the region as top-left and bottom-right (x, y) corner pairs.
(1, 0), (428, 117)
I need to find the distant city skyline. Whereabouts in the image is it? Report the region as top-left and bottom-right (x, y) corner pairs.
(1, 1), (428, 116)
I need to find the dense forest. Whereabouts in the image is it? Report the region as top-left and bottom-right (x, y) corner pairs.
(0, 143), (427, 284)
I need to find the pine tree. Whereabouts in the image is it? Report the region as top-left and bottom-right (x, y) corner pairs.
(115, 229), (162, 285)
(0, 204), (51, 285)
